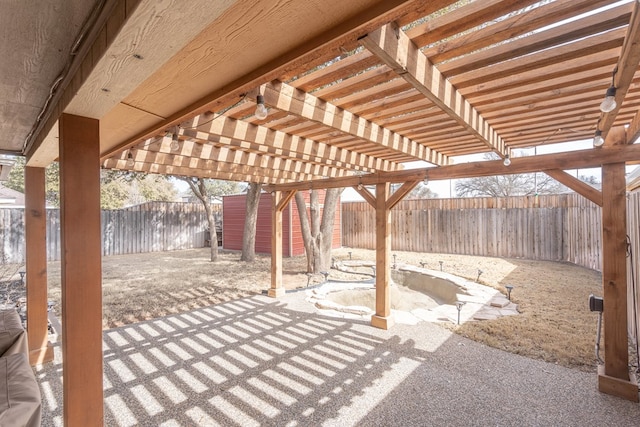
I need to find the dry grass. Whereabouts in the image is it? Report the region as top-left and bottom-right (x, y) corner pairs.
(40, 247), (603, 371)
(339, 249), (603, 372)
(45, 249), (313, 328)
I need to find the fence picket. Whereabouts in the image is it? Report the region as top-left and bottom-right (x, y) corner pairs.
(0, 202), (219, 263)
(341, 194), (604, 266)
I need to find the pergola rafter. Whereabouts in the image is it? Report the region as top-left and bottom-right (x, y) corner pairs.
(107, 138), (352, 182)
(361, 22), (509, 157)
(600, 0), (640, 141)
(420, 0), (615, 64)
(260, 80), (450, 165)
(179, 114), (402, 174)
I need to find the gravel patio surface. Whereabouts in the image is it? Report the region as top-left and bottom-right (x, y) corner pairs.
(35, 291), (640, 426)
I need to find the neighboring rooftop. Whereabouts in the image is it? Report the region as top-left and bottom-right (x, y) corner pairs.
(0, 183), (24, 207)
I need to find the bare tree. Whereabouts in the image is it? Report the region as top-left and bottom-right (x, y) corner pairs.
(181, 177), (220, 261)
(455, 173), (563, 197)
(178, 178), (240, 261)
(240, 183), (262, 262)
(409, 182), (438, 199)
(455, 153), (565, 197)
(294, 188), (342, 273)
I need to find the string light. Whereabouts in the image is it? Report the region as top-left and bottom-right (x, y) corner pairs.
(170, 127), (180, 151)
(503, 154), (511, 166)
(126, 151), (134, 168)
(255, 94), (268, 120)
(600, 67), (618, 113)
(600, 85), (617, 113)
(593, 129), (605, 147)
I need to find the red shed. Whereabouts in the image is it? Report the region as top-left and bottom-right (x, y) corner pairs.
(223, 190), (341, 257)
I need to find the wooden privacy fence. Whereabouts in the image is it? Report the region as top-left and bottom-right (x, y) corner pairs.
(342, 194), (606, 269)
(0, 202), (220, 263)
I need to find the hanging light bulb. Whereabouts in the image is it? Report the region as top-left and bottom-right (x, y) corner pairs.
(357, 183), (363, 190)
(170, 131), (180, 151)
(126, 151), (135, 168)
(255, 94), (268, 120)
(423, 175), (429, 186)
(503, 154), (511, 166)
(593, 130), (605, 147)
(600, 85), (617, 113)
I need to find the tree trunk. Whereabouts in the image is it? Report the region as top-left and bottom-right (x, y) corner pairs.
(295, 188), (341, 273)
(184, 177), (218, 262)
(241, 183), (262, 262)
(204, 202), (218, 262)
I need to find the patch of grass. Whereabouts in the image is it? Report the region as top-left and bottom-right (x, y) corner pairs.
(334, 249), (602, 372)
(41, 247), (603, 371)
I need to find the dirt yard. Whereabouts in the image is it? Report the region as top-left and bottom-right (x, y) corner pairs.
(39, 247), (606, 371)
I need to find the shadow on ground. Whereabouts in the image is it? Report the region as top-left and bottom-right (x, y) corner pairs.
(35, 295), (640, 426)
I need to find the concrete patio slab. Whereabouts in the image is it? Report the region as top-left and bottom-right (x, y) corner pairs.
(34, 291), (640, 426)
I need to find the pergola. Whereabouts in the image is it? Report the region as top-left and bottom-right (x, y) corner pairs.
(2, 0), (640, 424)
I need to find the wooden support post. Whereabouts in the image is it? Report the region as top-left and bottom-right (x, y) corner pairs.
(269, 191), (285, 298)
(269, 191), (295, 297)
(371, 182), (394, 330)
(59, 114), (104, 425)
(599, 160), (639, 401)
(25, 166), (54, 365)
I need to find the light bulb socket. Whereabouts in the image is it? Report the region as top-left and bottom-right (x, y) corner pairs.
(257, 94), (265, 105)
(604, 85), (616, 98)
(126, 151), (134, 167)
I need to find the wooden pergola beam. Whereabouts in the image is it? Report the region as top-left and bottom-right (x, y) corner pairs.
(354, 185), (377, 208)
(544, 169), (602, 206)
(182, 129), (376, 172)
(421, 0), (615, 64)
(261, 80), (449, 165)
(106, 160), (278, 184)
(361, 22), (508, 156)
(180, 115), (401, 172)
(600, 0), (640, 140)
(626, 108), (640, 144)
(438, 3), (631, 77)
(266, 143), (640, 192)
(107, 138), (353, 180)
(101, 0), (429, 160)
(386, 180), (420, 210)
(102, 156), (336, 184)
(405, 0), (540, 49)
